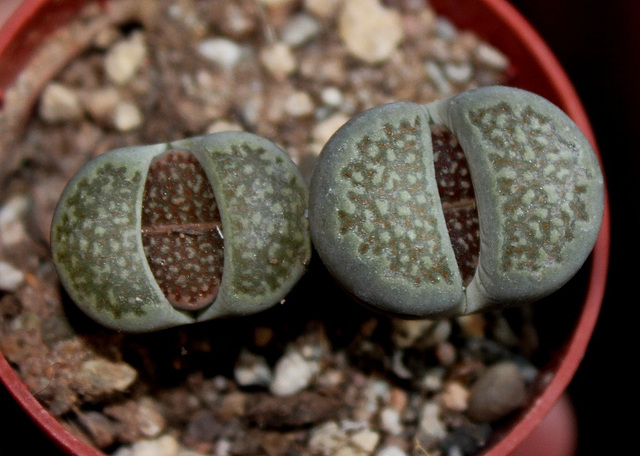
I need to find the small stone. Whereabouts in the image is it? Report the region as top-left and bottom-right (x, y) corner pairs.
(0, 195), (29, 246)
(112, 100), (143, 132)
(183, 409), (221, 446)
(320, 86), (344, 107)
(420, 367), (445, 393)
(135, 398), (166, 438)
(338, 0), (403, 64)
(391, 319), (434, 348)
(206, 120), (244, 134)
(312, 113), (350, 145)
(76, 411), (116, 449)
(218, 391), (247, 420)
(281, 13), (321, 47)
(129, 435), (179, 456)
(197, 38), (243, 70)
(309, 422), (380, 456)
(309, 421), (343, 454)
(304, 0), (342, 18)
(379, 407), (403, 435)
(81, 87), (120, 124)
(467, 361), (527, 422)
(234, 349), (272, 387)
(270, 347), (319, 396)
(246, 391), (343, 428)
(260, 42), (297, 80)
(39, 82), (83, 123)
(435, 341), (456, 366)
(444, 62), (473, 84)
(105, 32), (147, 84)
(417, 402), (446, 448)
(214, 439), (231, 456)
(0, 262), (25, 292)
(439, 381), (469, 412)
(284, 91), (315, 118)
(434, 17), (458, 40)
(220, 4), (255, 38)
(376, 446), (407, 456)
(474, 42), (509, 70)
(257, 0), (295, 6)
(76, 358), (137, 396)
(351, 428), (380, 454)
(92, 26), (121, 50)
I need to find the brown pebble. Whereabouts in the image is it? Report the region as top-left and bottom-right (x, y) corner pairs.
(76, 411), (116, 449)
(467, 361), (527, 422)
(245, 391), (343, 428)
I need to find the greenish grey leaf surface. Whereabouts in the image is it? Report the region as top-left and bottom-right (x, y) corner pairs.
(428, 86), (604, 312)
(51, 132), (311, 332)
(309, 102), (464, 318)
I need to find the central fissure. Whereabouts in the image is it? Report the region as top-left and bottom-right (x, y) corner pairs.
(430, 125), (480, 285)
(141, 150), (224, 311)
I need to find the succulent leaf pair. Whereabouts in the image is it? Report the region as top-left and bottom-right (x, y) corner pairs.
(51, 86), (604, 332)
(51, 133), (310, 332)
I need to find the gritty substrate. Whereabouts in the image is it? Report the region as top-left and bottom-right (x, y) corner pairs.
(0, 1), (585, 455)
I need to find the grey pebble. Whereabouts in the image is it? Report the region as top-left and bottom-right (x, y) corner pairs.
(467, 361), (527, 422)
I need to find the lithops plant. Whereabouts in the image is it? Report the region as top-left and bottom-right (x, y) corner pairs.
(309, 86), (604, 318)
(51, 132), (311, 332)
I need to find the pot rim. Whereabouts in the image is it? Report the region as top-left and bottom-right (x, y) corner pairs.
(0, 0), (610, 455)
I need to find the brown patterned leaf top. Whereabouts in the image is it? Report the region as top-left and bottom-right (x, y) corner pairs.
(141, 150), (224, 311)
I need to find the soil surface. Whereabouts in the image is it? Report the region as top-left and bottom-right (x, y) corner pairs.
(0, 1), (586, 455)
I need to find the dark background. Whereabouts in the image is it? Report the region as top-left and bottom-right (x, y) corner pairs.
(1, 0), (636, 454)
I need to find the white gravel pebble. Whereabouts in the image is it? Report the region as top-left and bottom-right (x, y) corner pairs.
(309, 422), (380, 456)
(379, 407), (403, 435)
(78, 358), (137, 394)
(269, 347), (319, 396)
(304, 0), (342, 18)
(39, 82), (83, 123)
(113, 100), (143, 132)
(234, 349), (273, 388)
(197, 38), (243, 70)
(474, 42), (510, 70)
(320, 86), (344, 107)
(0, 262), (25, 292)
(281, 13), (321, 47)
(260, 42), (297, 80)
(114, 435), (179, 456)
(418, 401), (447, 446)
(376, 446), (408, 456)
(420, 366), (446, 392)
(444, 61), (473, 84)
(81, 87), (120, 125)
(105, 32), (147, 85)
(135, 398), (166, 438)
(0, 195), (29, 246)
(284, 91), (315, 118)
(338, 0), (403, 64)
(206, 120), (244, 134)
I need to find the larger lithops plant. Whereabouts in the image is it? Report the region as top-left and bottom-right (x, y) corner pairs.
(51, 132), (311, 332)
(309, 86), (604, 318)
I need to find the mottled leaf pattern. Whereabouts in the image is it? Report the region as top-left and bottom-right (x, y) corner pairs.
(469, 102), (593, 271)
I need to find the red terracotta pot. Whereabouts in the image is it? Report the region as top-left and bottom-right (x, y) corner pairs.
(0, 0), (610, 455)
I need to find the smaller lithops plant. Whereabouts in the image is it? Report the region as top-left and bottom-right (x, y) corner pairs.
(309, 86), (604, 318)
(51, 132), (311, 332)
